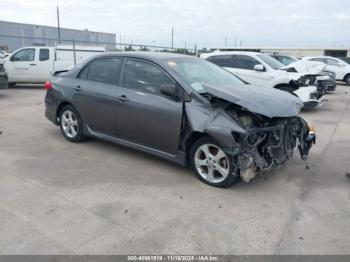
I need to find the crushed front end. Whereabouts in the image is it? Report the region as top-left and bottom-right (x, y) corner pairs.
(227, 111), (315, 182)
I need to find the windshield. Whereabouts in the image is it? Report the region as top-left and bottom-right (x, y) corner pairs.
(163, 58), (244, 93)
(257, 54), (284, 70)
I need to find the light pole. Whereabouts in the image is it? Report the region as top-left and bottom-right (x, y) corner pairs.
(171, 27), (174, 51)
(57, 6), (61, 44)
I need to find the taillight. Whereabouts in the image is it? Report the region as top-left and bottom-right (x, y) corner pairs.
(43, 81), (52, 90)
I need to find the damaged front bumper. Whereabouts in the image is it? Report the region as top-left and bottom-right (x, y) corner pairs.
(227, 117), (316, 182)
(293, 85), (326, 109)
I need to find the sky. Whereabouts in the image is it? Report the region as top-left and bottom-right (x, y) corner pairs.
(1, 0), (350, 49)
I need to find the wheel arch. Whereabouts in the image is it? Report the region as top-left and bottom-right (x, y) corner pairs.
(56, 101), (78, 123)
(343, 73), (350, 82)
(184, 131), (211, 163)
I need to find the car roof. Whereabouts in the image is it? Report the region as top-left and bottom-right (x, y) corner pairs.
(90, 51), (192, 61)
(201, 51), (263, 57)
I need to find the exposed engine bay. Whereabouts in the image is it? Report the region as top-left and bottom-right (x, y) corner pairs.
(196, 93), (315, 182)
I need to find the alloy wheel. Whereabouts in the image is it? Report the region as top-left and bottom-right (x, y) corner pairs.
(194, 144), (230, 183)
(61, 110), (78, 138)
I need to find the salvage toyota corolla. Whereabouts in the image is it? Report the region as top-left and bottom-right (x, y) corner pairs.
(45, 52), (316, 187)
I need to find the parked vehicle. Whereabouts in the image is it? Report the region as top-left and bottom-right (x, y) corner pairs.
(4, 45), (105, 87)
(301, 56), (350, 85)
(281, 60), (336, 92)
(201, 51), (325, 108)
(338, 57), (350, 64)
(45, 52), (315, 187)
(0, 59), (7, 90)
(270, 54), (298, 66)
(0, 50), (11, 59)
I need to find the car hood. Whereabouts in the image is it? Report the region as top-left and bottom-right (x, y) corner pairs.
(281, 60), (326, 74)
(200, 83), (303, 118)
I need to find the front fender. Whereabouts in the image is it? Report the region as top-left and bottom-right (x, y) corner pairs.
(185, 100), (246, 149)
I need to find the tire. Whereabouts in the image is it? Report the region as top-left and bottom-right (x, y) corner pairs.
(8, 82), (16, 88)
(344, 75), (350, 86)
(59, 105), (85, 142)
(189, 136), (239, 188)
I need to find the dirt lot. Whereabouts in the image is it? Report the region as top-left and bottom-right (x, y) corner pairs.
(0, 85), (349, 254)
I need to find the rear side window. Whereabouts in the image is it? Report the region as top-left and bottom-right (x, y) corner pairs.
(310, 58), (327, 63)
(86, 58), (123, 85)
(232, 55), (261, 70)
(123, 59), (175, 96)
(207, 55), (233, 67)
(39, 49), (50, 61)
(78, 64), (90, 79)
(326, 58), (340, 66)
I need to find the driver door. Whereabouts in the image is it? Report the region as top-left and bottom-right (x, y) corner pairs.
(6, 48), (37, 82)
(115, 58), (183, 155)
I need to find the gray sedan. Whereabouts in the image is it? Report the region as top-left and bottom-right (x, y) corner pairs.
(45, 52), (315, 187)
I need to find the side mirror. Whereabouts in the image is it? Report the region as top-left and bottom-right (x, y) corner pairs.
(254, 64), (265, 72)
(160, 83), (177, 98)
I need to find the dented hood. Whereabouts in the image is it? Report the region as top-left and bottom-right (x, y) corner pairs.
(201, 83), (303, 118)
(281, 60), (326, 74)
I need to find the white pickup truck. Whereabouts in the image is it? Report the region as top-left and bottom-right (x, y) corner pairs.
(4, 45), (105, 87)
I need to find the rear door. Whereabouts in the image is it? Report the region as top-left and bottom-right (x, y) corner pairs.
(115, 58), (183, 154)
(73, 57), (123, 136)
(6, 48), (37, 82)
(36, 48), (53, 82)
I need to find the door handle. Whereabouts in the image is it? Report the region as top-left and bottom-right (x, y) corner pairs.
(74, 85), (81, 91)
(116, 95), (129, 102)
(29, 63), (37, 66)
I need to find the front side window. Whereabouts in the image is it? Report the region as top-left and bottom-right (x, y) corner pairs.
(10, 48), (35, 62)
(207, 55), (233, 68)
(233, 55), (262, 70)
(39, 49), (50, 61)
(123, 59), (175, 96)
(87, 58), (123, 85)
(257, 54), (284, 70)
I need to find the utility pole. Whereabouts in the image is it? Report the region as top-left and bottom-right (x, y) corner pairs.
(184, 41), (186, 54)
(171, 27), (174, 51)
(234, 37), (237, 47)
(57, 6), (61, 44)
(225, 37), (228, 47)
(240, 39), (242, 46)
(119, 35), (122, 50)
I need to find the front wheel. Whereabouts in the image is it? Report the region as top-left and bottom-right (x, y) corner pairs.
(190, 137), (239, 187)
(8, 82), (16, 88)
(59, 105), (85, 142)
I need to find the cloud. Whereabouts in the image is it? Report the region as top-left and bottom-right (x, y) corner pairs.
(1, 0), (349, 48)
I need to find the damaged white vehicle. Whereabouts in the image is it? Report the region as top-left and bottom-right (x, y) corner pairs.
(201, 51), (325, 109)
(280, 59), (337, 93)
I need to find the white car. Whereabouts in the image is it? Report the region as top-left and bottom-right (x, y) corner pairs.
(201, 51), (325, 108)
(281, 60), (336, 92)
(301, 56), (350, 85)
(4, 45), (106, 87)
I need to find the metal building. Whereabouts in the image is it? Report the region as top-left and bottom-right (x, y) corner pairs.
(210, 47), (350, 57)
(0, 20), (116, 52)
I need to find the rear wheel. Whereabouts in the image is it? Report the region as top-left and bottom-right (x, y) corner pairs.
(190, 137), (239, 187)
(59, 105), (85, 142)
(344, 75), (350, 86)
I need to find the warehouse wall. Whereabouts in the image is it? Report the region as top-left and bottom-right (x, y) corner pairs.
(0, 21), (116, 52)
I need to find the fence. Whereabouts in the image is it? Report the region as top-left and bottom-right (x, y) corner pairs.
(0, 34), (199, 56)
